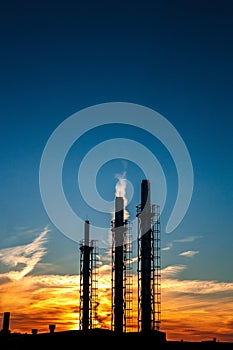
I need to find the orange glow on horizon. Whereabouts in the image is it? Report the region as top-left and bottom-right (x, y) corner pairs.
(0, 265), (233, 342)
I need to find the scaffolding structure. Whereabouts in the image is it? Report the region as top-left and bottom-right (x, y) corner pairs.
(136, 180), (161, 332)
(79, 220), (99, 330)
(123, 220), (134, 332)
(111, 197), (133, 333)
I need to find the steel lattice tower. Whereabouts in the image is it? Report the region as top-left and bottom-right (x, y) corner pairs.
(136, 179), (161, 333)
(79, 220), (99, 331)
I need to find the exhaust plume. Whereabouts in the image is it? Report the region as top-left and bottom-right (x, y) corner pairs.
(115, 171), (129, 220)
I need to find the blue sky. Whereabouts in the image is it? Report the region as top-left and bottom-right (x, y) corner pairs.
(0, 0), (233, 339)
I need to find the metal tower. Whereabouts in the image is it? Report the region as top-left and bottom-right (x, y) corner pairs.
(111, 196), (133, 333)
(79, 220), (99, 331)
(136, 179), (161, 332)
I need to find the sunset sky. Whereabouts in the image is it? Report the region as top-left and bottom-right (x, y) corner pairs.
(0, 0), (233, 343)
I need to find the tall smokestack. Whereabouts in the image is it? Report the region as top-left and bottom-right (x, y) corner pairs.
(113, 196), (124, 333)
(81, 220), (92, 331)
(137, 179), (162, 332)
(135, 179), (156, 333)
(79, 220), (99, 331)
(141, 180), (152, 332)
(2, 312), (10, 334)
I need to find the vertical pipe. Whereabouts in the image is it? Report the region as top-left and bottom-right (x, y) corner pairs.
(2, 312), (10, 334)
(141, 180), (152, 332)
(82, 220), (91, 331)
(49, 324), (56, 333)
(114, 196), (124, 333)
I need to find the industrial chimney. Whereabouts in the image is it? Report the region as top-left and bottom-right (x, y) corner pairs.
(136, 179), (161, 333)
(2, 312), (10, 334)
(79, 220), (99, 331)
(111, 196), (133, 333)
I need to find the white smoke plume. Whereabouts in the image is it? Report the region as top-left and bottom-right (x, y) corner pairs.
(107, 171), (130, 252)
(114, 171), (129, 220)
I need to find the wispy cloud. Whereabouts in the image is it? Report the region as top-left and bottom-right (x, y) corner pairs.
(0, 227), (50, 281)
(163, 277), (233, 295)
(162, 243), (173, 251)
(162, 265), (187, 278)
(174, 236), (202, 243)
(179, 250), (199, 258)
(161, 236), (202, 252)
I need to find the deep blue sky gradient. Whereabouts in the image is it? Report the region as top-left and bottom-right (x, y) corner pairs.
(0, 1), (233, 281)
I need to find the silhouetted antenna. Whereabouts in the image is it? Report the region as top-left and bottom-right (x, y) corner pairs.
(111, 196), (133, 333)
(79, 220), (99, 330)
(136, 179), (161, 332)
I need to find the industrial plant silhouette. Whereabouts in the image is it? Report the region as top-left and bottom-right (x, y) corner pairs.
(78, 179), (162, 336)
(0, 180), (232, 349)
